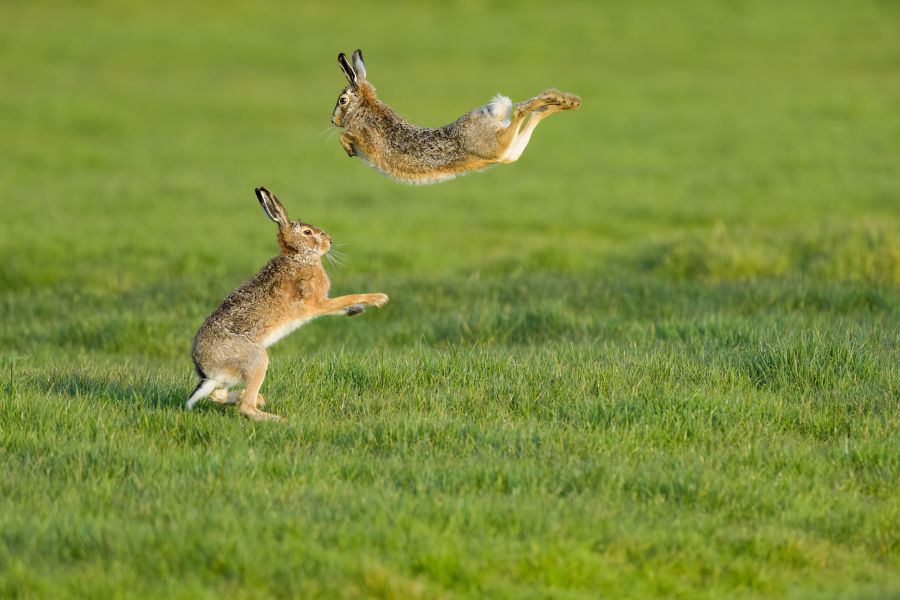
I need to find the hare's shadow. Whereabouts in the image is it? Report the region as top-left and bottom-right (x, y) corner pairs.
(46, 371), (188, 411)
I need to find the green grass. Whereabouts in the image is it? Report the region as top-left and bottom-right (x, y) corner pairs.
(2, 0), (899, 598)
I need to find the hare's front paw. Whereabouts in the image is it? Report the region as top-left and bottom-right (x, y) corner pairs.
(339, 132), (357, 157)
(370, 293), (389, 308)
(345, 304), (366, 317)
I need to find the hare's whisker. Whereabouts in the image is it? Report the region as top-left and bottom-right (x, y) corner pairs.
(322, 124), (340, 144)
(325, 253), (344, 267)
(325, 249), (347, 267)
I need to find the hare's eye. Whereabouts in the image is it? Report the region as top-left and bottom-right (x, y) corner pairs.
(303, 229), (313, 235)
(339, 95), (349, 106)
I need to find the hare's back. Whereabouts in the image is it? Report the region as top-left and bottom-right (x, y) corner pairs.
(197, 258), (297, 339)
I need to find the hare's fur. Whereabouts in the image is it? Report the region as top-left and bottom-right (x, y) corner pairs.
(186, 187), (388, 421)
(331, 50), (581, 185)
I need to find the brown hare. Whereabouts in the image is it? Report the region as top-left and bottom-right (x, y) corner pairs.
(331, 49), (581, 185)
(186, 187), (389, 421)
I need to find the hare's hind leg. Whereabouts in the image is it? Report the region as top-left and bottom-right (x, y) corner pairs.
(499, 112), (548, 163)
(499, 90), (581, 163)
(209, 387), (239, 405)
(210, 387), (266, 407)
(187, 380), (243, 410)
(238, 351), (280, 422)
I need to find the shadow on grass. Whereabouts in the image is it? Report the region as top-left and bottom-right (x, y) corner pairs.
(40, 371), (187, 411)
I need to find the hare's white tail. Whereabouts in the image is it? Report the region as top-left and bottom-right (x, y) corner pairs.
(185, 379), (217, 410)
(486, 94), (513, 126)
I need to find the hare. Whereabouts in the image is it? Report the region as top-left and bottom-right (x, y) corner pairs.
(331, 49), (581, 185)
(185, 187), (389, 421)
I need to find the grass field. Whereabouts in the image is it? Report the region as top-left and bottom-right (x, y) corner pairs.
(2, 0), (899, 598)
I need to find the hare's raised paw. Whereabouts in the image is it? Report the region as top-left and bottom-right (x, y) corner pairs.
(345, 304), (366, 316)
(240, 407), (282, 422)
(370, 293), (389, 308)
(339, 132), (357, 157)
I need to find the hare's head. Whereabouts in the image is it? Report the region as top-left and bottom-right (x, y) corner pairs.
(255, 187), (331, 257)
(332, 49), (373, 127)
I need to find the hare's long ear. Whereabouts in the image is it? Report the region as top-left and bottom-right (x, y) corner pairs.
(351, 49), (366, 81)
(255, 187), (289, 227)
(338, 52), (357, 86)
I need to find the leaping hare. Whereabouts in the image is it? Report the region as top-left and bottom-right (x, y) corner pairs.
(186, 187), (389, 421)
(331, 49), (581, 185)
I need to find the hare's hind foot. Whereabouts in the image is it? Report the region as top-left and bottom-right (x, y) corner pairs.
(240, 407), (281, 422)
(539, 89), (581, 111)
(209, 388), (266, 407)
(530, 89), (581, 113)
(498, 90), (581, 164)
(514, 89), (581, 118)
(564, 93), (581, 110)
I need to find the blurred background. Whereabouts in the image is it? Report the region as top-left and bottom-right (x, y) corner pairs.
(3, 1), (898, 343)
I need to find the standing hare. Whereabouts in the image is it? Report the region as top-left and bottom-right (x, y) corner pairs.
(186, 187), (389, 421)
(331, 49), (581, 185)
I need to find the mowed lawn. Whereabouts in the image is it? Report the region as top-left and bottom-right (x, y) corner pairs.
(1, 0), (899, 598)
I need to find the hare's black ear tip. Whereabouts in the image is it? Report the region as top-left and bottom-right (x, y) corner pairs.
(255, 187), (270, 201)
(337, 52), (347, 61)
